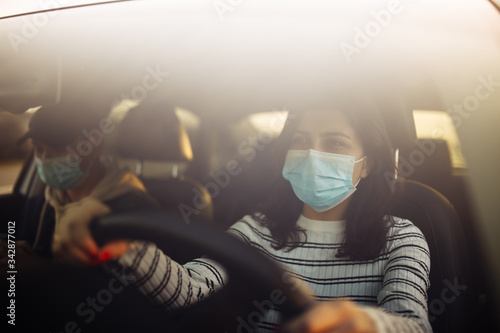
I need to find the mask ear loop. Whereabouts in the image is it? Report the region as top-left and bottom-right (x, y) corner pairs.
(353, 156), (367, 188)
(354, 178), (362, 187)
(354, 156), (367, 163)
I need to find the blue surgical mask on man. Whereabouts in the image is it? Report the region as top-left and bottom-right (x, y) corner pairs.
(34, 156), (88, 190)
(282, 149), (366, 212)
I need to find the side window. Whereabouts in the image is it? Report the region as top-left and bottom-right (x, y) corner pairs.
(412, 110), (467, 169)
(0, 111), (33, 194)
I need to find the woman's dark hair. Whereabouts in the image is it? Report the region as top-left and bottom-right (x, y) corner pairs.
(253, 97), (398, 261)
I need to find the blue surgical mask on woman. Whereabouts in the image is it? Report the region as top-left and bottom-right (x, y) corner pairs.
(282, 149), (366, 212)
(34, 156), (88, 190)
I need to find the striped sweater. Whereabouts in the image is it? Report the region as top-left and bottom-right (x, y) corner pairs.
(109, 215), (431, 332)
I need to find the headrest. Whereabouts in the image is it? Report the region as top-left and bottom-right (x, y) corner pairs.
(399, 139), (453, 182)
(116, 102), (193, 162)
(418, 139), (452, 173)
(379, 103), (418, 152)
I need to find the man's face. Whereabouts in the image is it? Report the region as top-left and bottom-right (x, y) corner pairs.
(33, 135), (101, 173)
(33, 141), (66, 159)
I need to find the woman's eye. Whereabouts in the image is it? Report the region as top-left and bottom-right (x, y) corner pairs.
(292, 136), (307, 144)
(327, 139), (343, 147)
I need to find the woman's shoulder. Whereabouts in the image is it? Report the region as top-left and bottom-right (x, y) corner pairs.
(387, 215), (423, 233)
(385, 216), (429, 249)
(225, 214), (273, 244)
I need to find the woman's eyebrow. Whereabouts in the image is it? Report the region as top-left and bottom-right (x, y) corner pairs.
(320, 131), (351, 139)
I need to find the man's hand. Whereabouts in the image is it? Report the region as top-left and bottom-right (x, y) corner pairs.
(281, 300), (377, 333)
(52, 197), (130, 266)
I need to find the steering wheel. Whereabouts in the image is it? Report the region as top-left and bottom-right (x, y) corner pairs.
(85, 212), (315, 332)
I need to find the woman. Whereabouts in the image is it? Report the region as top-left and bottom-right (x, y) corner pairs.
(57, 102), (431, 333)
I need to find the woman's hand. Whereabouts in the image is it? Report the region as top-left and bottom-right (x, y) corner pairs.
(52, 197), (130, 266)
(281, 300), (377, 333)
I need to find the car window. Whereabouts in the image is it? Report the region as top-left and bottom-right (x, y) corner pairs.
(413, 109), (467, 169)
(0, 2), (499, 332)
(0, 110), (34, 194)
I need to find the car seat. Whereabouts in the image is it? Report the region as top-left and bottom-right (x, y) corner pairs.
(391, 179), (467, 333)
(393, 136), (493, 331)
(381, 108), (469, 333)
(115, 102), (213, 224)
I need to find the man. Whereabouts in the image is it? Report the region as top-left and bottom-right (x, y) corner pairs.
(0, 102), (170, 332)
(7, 101), (158, 266)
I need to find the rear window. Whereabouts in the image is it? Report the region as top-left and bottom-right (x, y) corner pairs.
(412, 110), (467, 169)
(207, 110), (289, 175)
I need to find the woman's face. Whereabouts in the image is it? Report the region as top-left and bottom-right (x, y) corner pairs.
(290, 109), (370, 185)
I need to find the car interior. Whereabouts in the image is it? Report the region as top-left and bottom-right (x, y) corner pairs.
(1, 1), (500, 332)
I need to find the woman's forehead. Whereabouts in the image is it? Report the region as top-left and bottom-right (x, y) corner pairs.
(297, 109), (354, 135)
